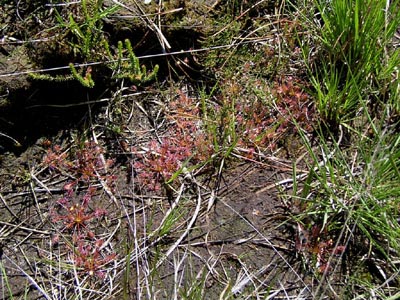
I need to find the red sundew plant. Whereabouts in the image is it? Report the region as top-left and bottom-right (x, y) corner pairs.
(50, 183), (114, 279)
(133, 139), (191, 190)
(51, 186), (107, 236)
(75, 141), (114, 182)
(43, 145), (74, 171)
(295, 223), (346, 274)
(133, 81), (314, 190)
(232, 77), (315, 154)
(72, 239), (116, 279)
(168, 89), (201, 119)
(133, 91), (214, 190)
(167, 91), (214, 158)
(43, 141), (115, 186)
(236, 99), (279, 151)
(273, 78), (315, 134)
(43, 141), (116, 280)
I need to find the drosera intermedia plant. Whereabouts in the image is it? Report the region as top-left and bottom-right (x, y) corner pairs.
(132, 77), (316, 192)
(238, 77), (314, 153)
(42, 141), (117, 280)
(51, 185), (107, 236)
(133, 139), (192, 191)
(44, 141), (116, 186)
(295, 222), (346, 274)
(72, 238), (117, 279)
(132, 90), (214, 191)
(50, 185), (115, 279)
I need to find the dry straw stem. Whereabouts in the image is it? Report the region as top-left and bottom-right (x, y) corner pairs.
(154, 178), (202, 269)
(2, 253), (52, 299)
(0, 132), (21, 146)
(110, 0), (171, 51)
(0, 219), (51, 236)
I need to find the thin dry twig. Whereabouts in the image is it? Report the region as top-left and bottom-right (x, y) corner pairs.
(154, 177), (202, 269)
(3, 253), (52, 300)
(0, 220), (51, 235)
(0, 192), (18, 219)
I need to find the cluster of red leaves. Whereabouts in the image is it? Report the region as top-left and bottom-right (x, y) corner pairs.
(133, 80), (314, 189)
(166, 90), (214, 162)
(236, 99), (278, 151)
(133, 139), (192, 190)
(72, 239), (116, 279)
(133, 91), (214, 191)
(295, 223), (346, 273)
(234, 77), (314, 155)
(51, 186), (107, 236)
(44, 142), (116, 279)
(43, 145), (73, 170)
(273, 78), (315, 134)
(50, 185), (115, 278)
(44, 141), (115, 186)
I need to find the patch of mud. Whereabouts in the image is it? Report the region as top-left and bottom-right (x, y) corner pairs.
(149, 163), (314, 299)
